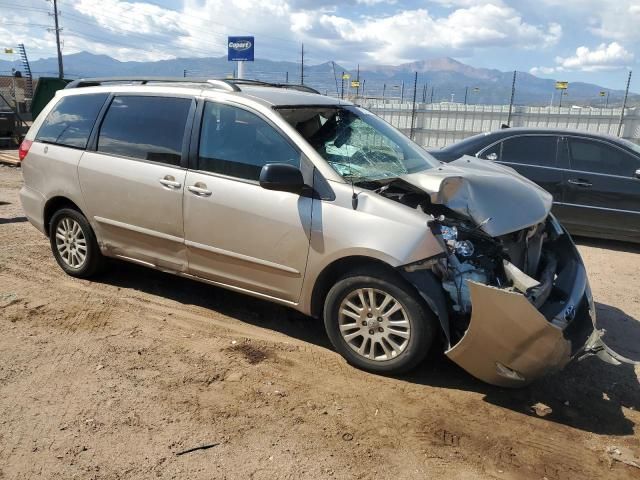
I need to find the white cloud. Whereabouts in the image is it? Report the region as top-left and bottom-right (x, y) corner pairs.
(557, 42), (634, 71)
(530, 42), (634, 75)
(540, 0), (640, 44)
(293, 4), (561, 63)
(529, 66), (556, 75)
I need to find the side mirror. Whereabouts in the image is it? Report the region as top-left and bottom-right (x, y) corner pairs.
(259, 163), (305, 194)
(635, 169), (640, 179)
(486, 152), (498, 161)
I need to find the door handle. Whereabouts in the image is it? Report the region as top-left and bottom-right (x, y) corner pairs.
(567, 179), (592, 188)
(187, 183), (212, 197)
(159, 175), (182, 189)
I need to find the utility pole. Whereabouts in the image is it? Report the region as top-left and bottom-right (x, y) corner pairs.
(382, 83), (386, 100)
(341, 72), (344, 99)
(331, 61), (339, 96)
(617, 70), (632, 137)
(300, 43), (304, 85)
(506, 70), (517, 126)
(51, 0), (64, 79)
(422, 84), (427, 103)
(285, 71), (289, 83)
(400, 80), (404, 102)
(605, 90), (610, 108)
(355, 64), (360, 97)
(430, 86), (434, 103)
(410, 71), (418, 140)
(361, 79), (366, 97)
(464, 86), (468, 105)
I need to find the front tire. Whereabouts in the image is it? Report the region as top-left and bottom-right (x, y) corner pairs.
(49, 208), (106, 278)
(323, 268), (437, 374)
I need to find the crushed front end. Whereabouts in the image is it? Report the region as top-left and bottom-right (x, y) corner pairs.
(426, 214), (598, 387)
(367, 158), (633, 387)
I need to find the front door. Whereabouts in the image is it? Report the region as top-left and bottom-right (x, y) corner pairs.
(560, 136), (640, 240)
(183, 100), (312, 303)
(78, 94), (195, 271)
(479, 134), (564, 205)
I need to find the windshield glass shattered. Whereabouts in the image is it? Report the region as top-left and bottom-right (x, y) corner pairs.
(276, 105), (439, 182)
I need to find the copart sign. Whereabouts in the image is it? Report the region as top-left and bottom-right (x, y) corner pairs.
(228, 36), (254, 62)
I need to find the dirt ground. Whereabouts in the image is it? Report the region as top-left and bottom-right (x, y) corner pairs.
(0, 162), (639, 479)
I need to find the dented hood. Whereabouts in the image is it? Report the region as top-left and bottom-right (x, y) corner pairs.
(401, 156), (553, 237)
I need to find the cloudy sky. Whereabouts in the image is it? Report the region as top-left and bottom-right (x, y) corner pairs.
(0, 0), (638, 89)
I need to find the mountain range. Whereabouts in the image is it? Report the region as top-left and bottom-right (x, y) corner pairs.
(1, 52), (637, 107)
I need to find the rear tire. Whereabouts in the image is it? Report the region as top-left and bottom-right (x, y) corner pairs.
(323, 267), (437, 374)
(49, 208), (106, 278)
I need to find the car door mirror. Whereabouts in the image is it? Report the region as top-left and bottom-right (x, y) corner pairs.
(259, 163), (305, 194)
(486, 152), (498, 161)
(635, 169), (640, 179)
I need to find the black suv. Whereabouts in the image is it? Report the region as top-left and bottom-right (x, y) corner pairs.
(429, 128), (640, 243)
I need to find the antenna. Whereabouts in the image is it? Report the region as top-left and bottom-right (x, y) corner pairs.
(300, 43), (304, 85)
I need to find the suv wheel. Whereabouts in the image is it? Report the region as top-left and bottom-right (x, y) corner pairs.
(49, 208), (106, 278)
(323, 268), (436, 374)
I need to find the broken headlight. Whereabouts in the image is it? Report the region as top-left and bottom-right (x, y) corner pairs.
(435, 222), (475, 258)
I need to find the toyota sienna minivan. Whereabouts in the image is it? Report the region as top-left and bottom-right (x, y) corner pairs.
(18, 77), (630, 387)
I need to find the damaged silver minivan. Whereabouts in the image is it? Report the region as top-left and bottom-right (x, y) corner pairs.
(19, 78), (631, 387)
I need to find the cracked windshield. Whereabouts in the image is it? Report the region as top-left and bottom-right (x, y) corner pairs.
(278, 106), (439, 182)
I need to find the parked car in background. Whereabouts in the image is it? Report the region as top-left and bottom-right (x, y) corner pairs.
(17, 80), (630, 387)
(429, 128), (640, 243)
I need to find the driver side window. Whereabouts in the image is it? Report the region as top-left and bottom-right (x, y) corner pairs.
(198, 102), (300, 181)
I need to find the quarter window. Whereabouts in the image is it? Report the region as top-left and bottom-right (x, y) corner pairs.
(198, 102), (300, 181)
(568, 139), (638, 177)
(479, 142), (501, 161)
(35, 93), (107, 149)
(97, 96), (192, 166)
(500, 136), (558, 167)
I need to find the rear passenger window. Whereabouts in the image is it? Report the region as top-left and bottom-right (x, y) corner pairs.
(198, 102), (300, 181)
(97, 96), (192, 166)
(500, 136), (558, 167)
(568, 139), (638, 176)
(35, 93), (107, 149)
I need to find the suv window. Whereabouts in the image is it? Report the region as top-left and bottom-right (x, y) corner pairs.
(35, 93), (107, 149)
(568, 138), (638, 177)
(198, 102), (300, 181)
(97, 96), (192, 166)
(500, 135), (558, 167)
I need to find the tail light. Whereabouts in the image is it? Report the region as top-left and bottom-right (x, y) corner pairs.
(18, 139), (32, 161)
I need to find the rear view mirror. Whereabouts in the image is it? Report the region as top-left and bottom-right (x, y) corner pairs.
(333, 126), (352, 148)
(259, 163), (305, 194)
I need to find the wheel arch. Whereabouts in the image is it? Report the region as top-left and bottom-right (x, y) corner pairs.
(309, 255), (403, 319)
(43, 196), (85, 237)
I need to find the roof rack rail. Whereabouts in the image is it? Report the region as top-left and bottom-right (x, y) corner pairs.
(63, 77), (322, 95)
(64, 77), (240, 92)
(227, 79), (320, 94)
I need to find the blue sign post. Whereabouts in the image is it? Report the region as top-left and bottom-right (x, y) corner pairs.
(228, 36), (254, 79)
